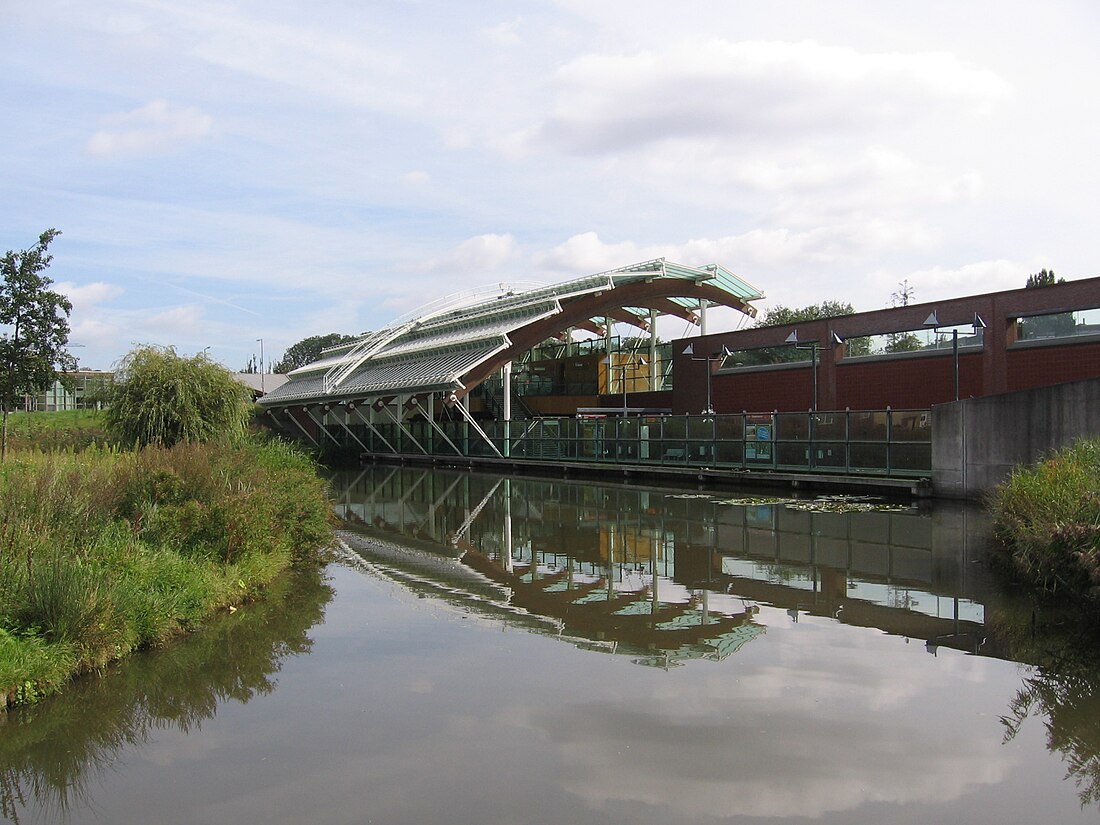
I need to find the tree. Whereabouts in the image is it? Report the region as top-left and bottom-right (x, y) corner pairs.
(1021, 269), (1074, 338)
(745, 301), (871, 362)
(105, 345), (252, 448)
(890, 279), (915, 307)
(884, 332), (923, 353)
(884, 279), (922, 352)
(273, 333), (355, 373)
(1025, 268), (1064, 288)
(754, 301), (856, 328)
(0, 229), (77, 460)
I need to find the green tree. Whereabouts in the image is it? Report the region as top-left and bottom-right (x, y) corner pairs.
(105, 346), (252, 448)
(1025, 268), (1064, 288)
(0, 229), (77, 460)
(273, 333), (355, 373)
(884, 332), (923, 353)
(747, 301), (871, 361)
(754, 301), (855, 328)
(1021, 269), (1074, 338)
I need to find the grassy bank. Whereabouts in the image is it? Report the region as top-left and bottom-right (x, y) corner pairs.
(4, 409), (110, 452)
(0, 438), (334, 708)
(989, 438), (1100, 607)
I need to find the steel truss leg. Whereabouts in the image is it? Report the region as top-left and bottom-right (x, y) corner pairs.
(451, 395), (504, 458)
(283, 407), (320, 446)
(350, 405), (397, 454)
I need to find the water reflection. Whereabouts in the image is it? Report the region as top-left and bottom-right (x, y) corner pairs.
(333, 466), (997, 665)
(0, 569), (333, 824)
(999, 617), (1100, 806)
(333, 465), (1100, 813)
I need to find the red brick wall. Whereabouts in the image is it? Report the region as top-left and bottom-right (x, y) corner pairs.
(708, 367), (814, 413)
(1007, 340), (1100, 392)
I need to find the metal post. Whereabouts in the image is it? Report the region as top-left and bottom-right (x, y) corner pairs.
(952, 329), (959, 401)
(257, 338), (265, 394)
(502, 361), (512, 458)
(704, 360), (714, 416)
(811, 343), (818, 412)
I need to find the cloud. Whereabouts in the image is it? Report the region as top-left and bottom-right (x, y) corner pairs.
(178, 5), (413, 111)
(87, 99), (213, 156)
(516, 39), (1011, 156)
(427, 233), (519, 273)
(55, 281), (124, 310)
(481, 19), (522, 46)
(403, 170), (431, 185)
(532, 223), (935, 277)
(890, 259), (1028, 301)
(144, 305), (204, 336)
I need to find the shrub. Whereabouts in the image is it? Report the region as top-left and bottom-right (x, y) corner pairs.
(990, 438), (1100, 602)
(105, 346), (252, 449)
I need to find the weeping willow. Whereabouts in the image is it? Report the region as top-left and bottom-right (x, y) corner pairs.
(105, 346), (251, 449)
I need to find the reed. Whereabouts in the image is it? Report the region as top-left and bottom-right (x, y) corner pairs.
(0, 438), (334, 708)
(989, 438), (1100, 604)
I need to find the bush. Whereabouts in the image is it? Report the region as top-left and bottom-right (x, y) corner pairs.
(0, 439), (335, 706)
(990, 438), (1100, 602)
(105, 346), (252, 449)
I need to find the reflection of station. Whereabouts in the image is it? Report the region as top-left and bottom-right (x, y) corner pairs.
(334, 467), (1002, 661)
(695, 503), (993, 653)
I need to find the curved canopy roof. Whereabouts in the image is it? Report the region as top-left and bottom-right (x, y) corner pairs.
(259, 258), (763, 408)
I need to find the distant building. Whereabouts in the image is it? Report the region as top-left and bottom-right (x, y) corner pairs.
(234, 373), (289, 399)
(23, 370), (113, 412)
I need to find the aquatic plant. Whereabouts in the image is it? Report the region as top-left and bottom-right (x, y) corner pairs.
(989, 438), (1100, 605)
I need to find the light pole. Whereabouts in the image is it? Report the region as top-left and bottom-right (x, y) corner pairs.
(606, 354), (647, 414)
(256, 338), (265, 394)
(682, 343), (731, 415)
(923, 312), (986, 401)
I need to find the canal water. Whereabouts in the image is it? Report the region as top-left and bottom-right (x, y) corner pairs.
(3, 466), (1099, 824)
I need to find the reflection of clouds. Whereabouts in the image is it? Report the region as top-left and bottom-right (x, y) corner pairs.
(536, 704), (1009, 818)
(516, 614), (1019, 819)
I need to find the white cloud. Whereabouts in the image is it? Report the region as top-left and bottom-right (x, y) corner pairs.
(403, 170), (431, 185)
(144, 305), (204, 336)
(482, 19), (522, 46)
(518, 39), (1011, 156)
(533, 222), (935, 278)
(427, 233), (519, 273)
(892, 259), (1029, 301)
(55, 281), (124, 310)
(179, 5), (413, 111)
(87, 99), (213, 156)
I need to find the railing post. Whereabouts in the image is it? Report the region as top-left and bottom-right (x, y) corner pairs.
(886, 406), (893, 476)
(845, 408), (851, 473)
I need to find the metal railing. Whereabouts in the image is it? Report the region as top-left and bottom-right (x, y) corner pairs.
(320, 408), (932, 478)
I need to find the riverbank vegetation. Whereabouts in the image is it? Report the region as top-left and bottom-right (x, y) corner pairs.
(990, 438), (1100, 608)
(0, 438), (333, 708)
(3, 409), (109, 452)
(0, 347), (335, 709)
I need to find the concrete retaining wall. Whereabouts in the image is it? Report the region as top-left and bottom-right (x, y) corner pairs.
(932, 377), (1100, 498)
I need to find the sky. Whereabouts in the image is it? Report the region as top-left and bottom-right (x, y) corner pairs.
(3, 0), (1099, 371)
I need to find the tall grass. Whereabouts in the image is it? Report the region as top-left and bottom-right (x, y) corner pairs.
(0, 438), (334, 707)
(3, 409), (110, 453)
(990, 438), (1100, 603)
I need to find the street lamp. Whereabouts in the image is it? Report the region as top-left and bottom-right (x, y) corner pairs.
(256, 338), (265, 394)
(682, 343), (731, 415)
(606, 355), (647, 414)
(784, 331), (827, 411)
(923, 312), (986, 401)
